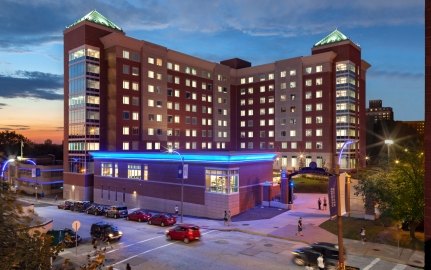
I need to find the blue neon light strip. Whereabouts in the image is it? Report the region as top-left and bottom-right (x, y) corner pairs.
(90, 152), (276, 164)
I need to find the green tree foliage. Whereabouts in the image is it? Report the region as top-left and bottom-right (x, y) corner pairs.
(355, 149), (424, 239)
(0, 182), (63, 269)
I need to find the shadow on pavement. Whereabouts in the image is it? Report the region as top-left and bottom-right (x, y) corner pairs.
(232, 205), (288, 222)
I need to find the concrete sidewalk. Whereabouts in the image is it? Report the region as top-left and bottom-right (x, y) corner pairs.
(24, 193), (425, 269)
(203, 193), (425, 269)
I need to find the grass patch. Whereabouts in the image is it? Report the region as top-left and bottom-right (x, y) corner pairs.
(292, 175), (328, 193)
(319, 216), (424, 251)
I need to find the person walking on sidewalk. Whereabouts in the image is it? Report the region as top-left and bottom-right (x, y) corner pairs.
(360, 227), (366, 243)
(317, 197), (322, 210)
(296, 217), (303, 236)
(317, 254), (325, 270)
(323, 197), (327, 211)
(227, 210), (232, 226)
(174, 205), (179, 216)
(223, 210), (228, 225)
(126, 263), (132, 270)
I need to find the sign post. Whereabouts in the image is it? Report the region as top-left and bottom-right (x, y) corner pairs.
(72, 220), (81, 255)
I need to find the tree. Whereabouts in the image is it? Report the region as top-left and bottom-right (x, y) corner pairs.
(0, 131), (32, 159)
(0, 182), (63, 269)
(355, 149), (424, 239)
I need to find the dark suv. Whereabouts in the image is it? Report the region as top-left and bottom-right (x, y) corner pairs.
(105, 206), (128, 219)
(72, 201), (92, 212)
(291, 242), (341, 270)
(90, 222), (123, 241)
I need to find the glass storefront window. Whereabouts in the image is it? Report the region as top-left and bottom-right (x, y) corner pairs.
(101, 162), (112, 177)
(127, 164), (141, 179)
(205, 169), (239, 194)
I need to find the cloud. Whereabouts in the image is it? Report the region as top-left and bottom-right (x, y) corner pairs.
(369, 69), (424, 80)
(0, 124), (30, 131)
(0, 0), (423, 49)
(0, 70), (63, 100)
(0, 103), (6, 109)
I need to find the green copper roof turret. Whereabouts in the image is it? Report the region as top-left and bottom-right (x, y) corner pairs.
(314, 29), (349, 47)
(67, 10), (123, 31)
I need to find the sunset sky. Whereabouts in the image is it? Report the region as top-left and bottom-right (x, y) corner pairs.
(0, 0), (424, 144)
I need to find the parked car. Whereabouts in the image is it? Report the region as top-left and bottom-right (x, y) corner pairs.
(291, 242), (341, 270)
(127, 209), (152, 222)
(72, 201), (92, 212)
(165, 224), (201, 243)
(86, 204), (109, 216)
(47, 228), (82, 248)
(148, 213), (176, 227)
(90, 222), (123, 241)
(57, 200), (74, 210)
(105, 206), (128, 219)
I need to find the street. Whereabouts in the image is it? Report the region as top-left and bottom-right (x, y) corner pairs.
(36, 205), (419, 270)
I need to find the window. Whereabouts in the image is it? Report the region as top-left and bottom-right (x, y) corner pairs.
(316, 129), (323, 136)
(316, 142), (323, 149)
(316, 65), (323, 72)
(305, 129), (312, 137)
(290, 130), (296, 137)
(148, 57), (155, 64)
(305, 92), (312, 99)
(123, 96), (130, 104)
(123, 126), (129, 135)
(316, 103), (323, 111)
(132, 97), (139, 106)
(316, 116), (323, 124)
(123, 50), (130, 59)
(305, 142), (312, 149)
(316, 90), (323, 98)
(132, 112), (139, 120)
(123, 65), (130, 74)
(316, 78), (323, 85)
(123, 142), (130, 150)
(280, 71), (287, 78)
(128, 164), (141, 179)
(291, 142), (297, 149)
(205, 169), (239, 194)
(305, 79), (312, 86)
(101, 162), (113, 177)
(132, 82), (139, 91)
(123, 80), (130, 89)
(289, 70), (296, 76)
(305, 104), (312, 111)
(132, 67), (139, 76)
(123, 111), (130, 120)
(305, 67), (312, 74)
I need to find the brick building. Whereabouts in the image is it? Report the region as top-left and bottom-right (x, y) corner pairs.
(63, 11), (369, 216)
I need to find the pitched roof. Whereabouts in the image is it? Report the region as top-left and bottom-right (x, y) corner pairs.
(67, 10), (123, 31)
(314, 29), (349, 47)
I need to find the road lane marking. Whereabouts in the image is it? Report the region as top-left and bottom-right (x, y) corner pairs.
(392, 264), (407, 270)
(363, 258), (381, 270)
(106, 235), (164, 253)
(110, 230), (216, 266)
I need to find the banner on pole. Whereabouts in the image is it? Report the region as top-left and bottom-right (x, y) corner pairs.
(328, 175), (338, 217)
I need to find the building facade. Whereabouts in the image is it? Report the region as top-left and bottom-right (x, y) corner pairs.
(366, 99), (394, 122)
(63, 11), (369, 213)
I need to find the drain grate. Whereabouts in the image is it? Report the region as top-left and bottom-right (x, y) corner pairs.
(242, 223), (250, 226)
(264, 244), (273, 247)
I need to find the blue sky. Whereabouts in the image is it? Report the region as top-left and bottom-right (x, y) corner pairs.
(0, 0), (425, 143)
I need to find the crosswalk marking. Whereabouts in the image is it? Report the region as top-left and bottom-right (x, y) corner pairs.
(392, 264), (407, 270)
(363, 258), (381, 270)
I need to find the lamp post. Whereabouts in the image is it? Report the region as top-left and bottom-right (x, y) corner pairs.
(167, 147), (185, 223)
(336, 139), (358, 270)
(384, 139), (394, 166)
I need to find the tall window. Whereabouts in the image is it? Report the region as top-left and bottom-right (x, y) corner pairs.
(101, 162), (112, 177)
(205, 169), (239, 194)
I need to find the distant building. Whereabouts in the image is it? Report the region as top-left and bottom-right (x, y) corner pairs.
(402, 121), (425, 136)
(62, 11), (369, 216)
(366, 99), (394, 122)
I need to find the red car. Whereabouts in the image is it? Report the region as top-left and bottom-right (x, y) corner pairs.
(148, 214), (176, 227)
(127, 209), (152, 222)
(165, 224), (201, 243)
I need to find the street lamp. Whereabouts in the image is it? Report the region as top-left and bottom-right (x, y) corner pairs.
(385, 139), (394, 166)
(167, 147), (185, 223)
(336, 139), (358, 270)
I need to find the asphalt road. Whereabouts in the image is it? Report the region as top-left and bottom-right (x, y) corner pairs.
(36, 205), (420, 270)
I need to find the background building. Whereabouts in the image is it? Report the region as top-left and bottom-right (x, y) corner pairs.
(63, 11), (369, 211)
(366, 99), (394, 122)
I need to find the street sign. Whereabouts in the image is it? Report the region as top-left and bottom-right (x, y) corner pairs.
(32, 168), (41, 177)
(72, 220), (81, 232)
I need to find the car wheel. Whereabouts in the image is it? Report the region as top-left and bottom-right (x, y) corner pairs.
(166, 234), (171, 240)
(161, 222), (165, 227)
(148, 220), (152, 225)
(183, 238), (190, 244)
(138, 218), (142, 222)
(293, 256), (305, 266)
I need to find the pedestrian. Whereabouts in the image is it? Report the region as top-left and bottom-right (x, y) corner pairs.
(360, 227), (366, 243)
(126, 263), (132, 270)
(54, 194), (58, 201)
(318, 197), (322, 210)
(174, 205), (179, 216)
(296, 217), (303, 236)
(317, 253), (325, 270)
(223, 210), (229, 225)
(227, 210), (232, 226)
(323, 197), (327, 210)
